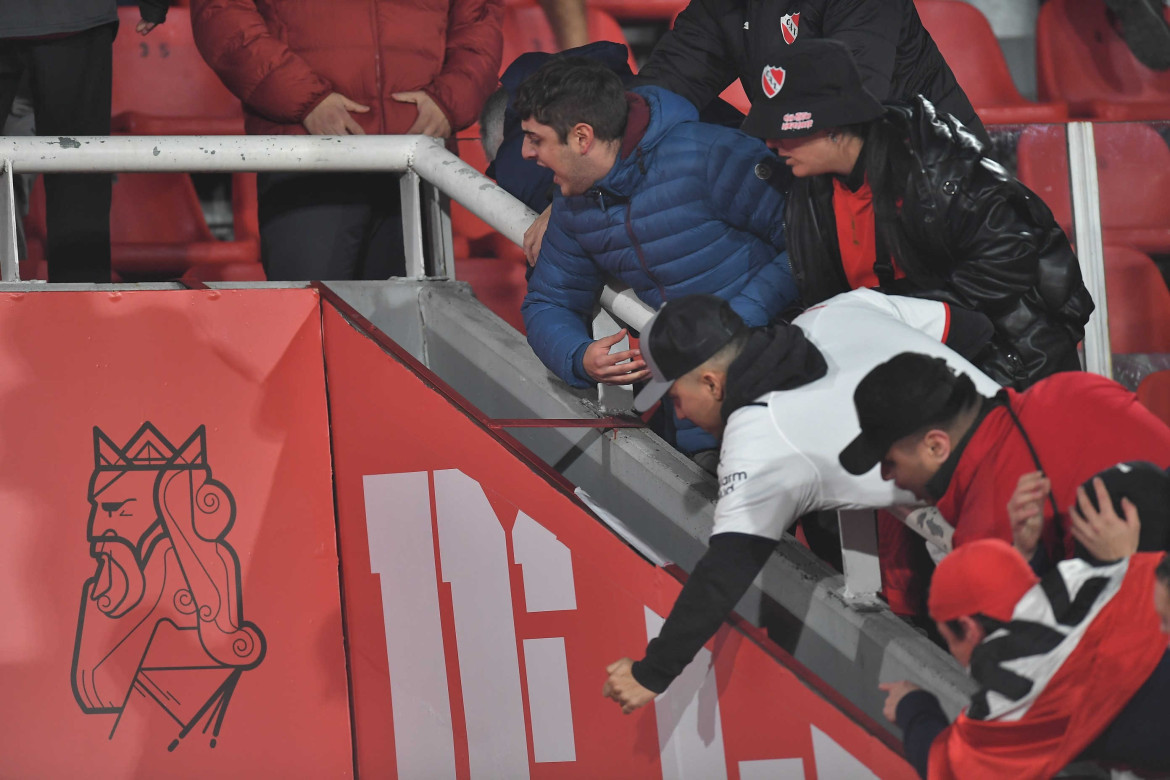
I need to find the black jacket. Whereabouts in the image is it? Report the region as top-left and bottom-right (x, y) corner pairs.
(784, 98), (1094, 389)
(636, 0), (988, 145)
(1, 0), (169, 37)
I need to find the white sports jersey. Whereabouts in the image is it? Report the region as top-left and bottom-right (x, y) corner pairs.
(713, 288), (1002, 540)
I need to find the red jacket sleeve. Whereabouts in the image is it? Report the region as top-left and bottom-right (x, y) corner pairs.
(423, 0), (504, 132)
(189, 0), (333, 125)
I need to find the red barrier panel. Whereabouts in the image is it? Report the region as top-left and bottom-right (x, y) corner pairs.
(0, 289), (352, 777)
(322, 296), (916, 780)
(0, 286), (917, 778)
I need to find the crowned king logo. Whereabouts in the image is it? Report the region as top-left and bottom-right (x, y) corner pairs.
(761, 64), (786, 99)
(781, 12), (800, 44)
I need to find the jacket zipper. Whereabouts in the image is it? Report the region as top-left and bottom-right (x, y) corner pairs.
(624, 199), (667, 301)
(370, 0), (385, 134)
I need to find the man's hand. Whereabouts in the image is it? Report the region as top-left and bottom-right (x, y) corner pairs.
(1007, 470), (1049, 561)
(136, 19), (159, 35)
(303, 92), (370, 135)
(603, 658), (657, 714)
(879, 681), (920, 723)
(1070, 476), (1140, 561)
(524, 206), (552, 266)
(393, 91), (452, 138)
(583, 329), (649, 385)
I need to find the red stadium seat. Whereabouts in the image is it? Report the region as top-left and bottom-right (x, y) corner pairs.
(111, 6), (244, 135)
(22, 174), (260, 282)
(454, 255), (530, 333)
(449, 129), (529, 329)
(105, 6), (261, 279)
(1137, 371), (1170, 427)
(451, 128), (526, 262)
(1016, 123), (1170, 255)
(1102, 244), (1170, 355)
(1036, 0), (1170, 121)
(501, 4), (637, 71)
(915, 0), (1067, 125)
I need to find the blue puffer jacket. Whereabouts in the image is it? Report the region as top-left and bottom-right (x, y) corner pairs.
(522, 86), (796, 451)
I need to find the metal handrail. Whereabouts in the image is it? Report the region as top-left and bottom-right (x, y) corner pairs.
(0, 134), (537, 283)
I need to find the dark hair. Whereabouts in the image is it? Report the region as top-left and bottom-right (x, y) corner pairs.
(479, 87), (509, 163)
(1158, 553), (1170, 585)
(513, 57), (628, 143)
(944, 613), (1002, 641)
(908, 373), (981, 438)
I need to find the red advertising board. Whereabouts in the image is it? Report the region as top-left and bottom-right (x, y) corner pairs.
(0, 289), (352, 778)
(0, 286), (918, 778)
(322, 298), (916, 780)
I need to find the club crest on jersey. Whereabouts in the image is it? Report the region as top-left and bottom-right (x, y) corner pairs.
(781, 12), (800, 44)
(761, 64), (786, 99)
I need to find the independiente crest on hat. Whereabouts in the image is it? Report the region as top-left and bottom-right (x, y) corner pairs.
(781, 12), (800, 44)
(761, 64), (786, 99)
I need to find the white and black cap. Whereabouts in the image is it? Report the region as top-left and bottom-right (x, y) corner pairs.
(633, 295), (747, 412)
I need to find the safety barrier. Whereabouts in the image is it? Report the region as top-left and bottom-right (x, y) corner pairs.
(0, 126), (1124, 606)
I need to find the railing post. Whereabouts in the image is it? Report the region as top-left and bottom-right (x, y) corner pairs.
(591, 307), (634, 412)
(399, 170), (426, 279)
(0, 159), (19, 282)
(836, 510), (883, 608)
(1067, 121), (1112, 379)
(421, 180), (453, 279)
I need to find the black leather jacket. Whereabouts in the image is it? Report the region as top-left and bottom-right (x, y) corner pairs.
(785, 97), (1094, 389)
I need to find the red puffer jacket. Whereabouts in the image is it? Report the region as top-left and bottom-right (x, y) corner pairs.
(191, 0), (503, 135)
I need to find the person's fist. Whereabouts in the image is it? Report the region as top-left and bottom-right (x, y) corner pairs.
(878, 681), (920, 723)
(603, 658), (657, 715)
(303, 92), (370, 135)
(1007, 470), (1049, 560)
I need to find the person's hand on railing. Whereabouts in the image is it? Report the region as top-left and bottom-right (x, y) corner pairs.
(393, 92), (452, 138)
(303, 93), (370, 135)
(524, 205), (552, 266)
(583, 329), (649, 385)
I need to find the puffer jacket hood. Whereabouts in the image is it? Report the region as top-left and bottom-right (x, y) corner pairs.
(721, 325), (828, 423)
(593, 87), (699, 200)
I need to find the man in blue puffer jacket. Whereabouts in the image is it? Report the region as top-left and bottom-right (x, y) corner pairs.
(516, 57), (798, 455)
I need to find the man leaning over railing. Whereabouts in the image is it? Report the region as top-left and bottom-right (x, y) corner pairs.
(514, 57), (797, 460)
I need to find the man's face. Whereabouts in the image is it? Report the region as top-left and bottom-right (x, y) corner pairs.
(879, 434), (940, 500)
(668, 370), (725, 437)
(936, 618), (982, 669)
(766, 131), (840, 177)
(521, 118), (595, 197)
(1155, 578), (1170, 638)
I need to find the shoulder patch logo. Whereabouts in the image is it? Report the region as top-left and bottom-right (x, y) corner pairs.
(761, 64), (786, 99)
(781, 12), (800, 44)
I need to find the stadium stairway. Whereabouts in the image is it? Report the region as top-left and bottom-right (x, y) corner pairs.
(0, 278), (976, 777)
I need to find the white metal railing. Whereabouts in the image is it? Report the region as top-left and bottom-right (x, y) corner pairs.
(0, 134), (537, 283)
(0, 128), (1118, 604)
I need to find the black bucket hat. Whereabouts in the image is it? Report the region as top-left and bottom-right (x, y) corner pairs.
(741, 38), (884, 140)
